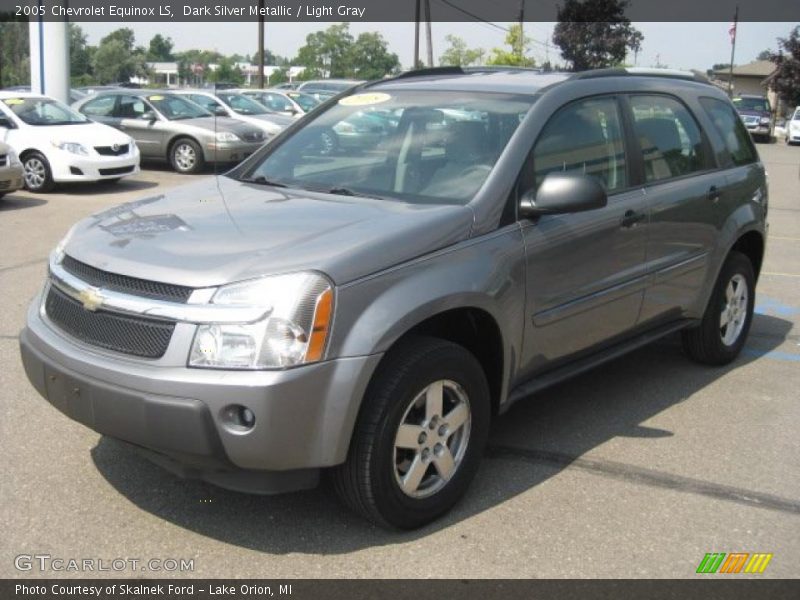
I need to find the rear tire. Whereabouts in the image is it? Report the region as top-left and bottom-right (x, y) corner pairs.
(332, 336), (490, 529)
(22, 152), (55, 193)
(682, 251), (755, 365)
(169, 138), (205, 174)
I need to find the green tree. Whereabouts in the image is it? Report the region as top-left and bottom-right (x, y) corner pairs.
(0, 19), (30, 88)
(252, 48), (289, 66)
(757, 49), (772, 61)
(147, 34), (174, 61)
(552, 0), (644, 71)
(769, 26), (800, 109)
(440, 35), (484, 67)
(349, 32), (400, 79)
(208, 57), (245, 85)
(92, 29), (148, 84)
(68, 24), (94, 84)
(487, 24), (536, 67)
(295, 23), (354, 78)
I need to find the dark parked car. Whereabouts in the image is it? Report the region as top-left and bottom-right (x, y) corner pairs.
(732, 94), (773, 142)
(21, 67), (767, 529)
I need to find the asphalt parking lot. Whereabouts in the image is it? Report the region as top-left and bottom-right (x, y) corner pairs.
(1, 146), (798, 579)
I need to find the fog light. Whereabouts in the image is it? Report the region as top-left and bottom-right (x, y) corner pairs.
(221, 404), (256, 431)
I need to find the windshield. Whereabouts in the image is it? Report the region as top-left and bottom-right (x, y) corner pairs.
(794, 109), (800, 121)
(218, 93), (269, 115)
(147, 94), (211, 120)
(2, 97), (88, 126)
(239, 90), (535, 205)
(288, 92), (320, 112)
(733, 97), (771, 113)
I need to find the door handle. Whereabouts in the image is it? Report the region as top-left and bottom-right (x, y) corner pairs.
(621, 209), (646, 228)
(707, 185), (721, 203)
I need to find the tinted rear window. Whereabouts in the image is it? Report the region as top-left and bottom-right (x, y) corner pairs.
(700, 97), (758, 166)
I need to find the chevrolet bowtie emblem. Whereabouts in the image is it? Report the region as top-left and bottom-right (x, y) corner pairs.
(78, 287), (104, 312)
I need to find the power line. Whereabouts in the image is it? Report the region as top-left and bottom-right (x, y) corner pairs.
(432, 0), (510, 33)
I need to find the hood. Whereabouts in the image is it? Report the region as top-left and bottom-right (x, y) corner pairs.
(63, 176), (474, 288)
(736, 109), (769, 118)
(253, 113), (294, 127)
(37, 121), (130, 146)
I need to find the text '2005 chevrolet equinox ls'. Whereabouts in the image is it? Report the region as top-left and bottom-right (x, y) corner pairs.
(20, 67), (767, 529)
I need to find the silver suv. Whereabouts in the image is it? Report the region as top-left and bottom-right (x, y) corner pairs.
(21, 68), (767, 529)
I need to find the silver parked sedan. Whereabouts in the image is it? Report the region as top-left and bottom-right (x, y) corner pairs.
(73, 91), (267, 174)
(172, 90), (294, 136)
(0, 141), (24, 199)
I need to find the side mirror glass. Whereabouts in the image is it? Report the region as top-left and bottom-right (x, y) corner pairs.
(140, 111), (157, 122)
(519, 172), (608, 219)
(214, 106), (228, 117)
(0, 116), (15, 129)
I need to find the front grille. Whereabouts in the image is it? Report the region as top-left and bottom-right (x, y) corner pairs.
(242, 131), (265, 143)
(62, 255), (193, 303)
(95, 144), (129, 156)
(99, 166), (135, 176)
(45, 286), (174, 358)
(0, 155), (7, 167)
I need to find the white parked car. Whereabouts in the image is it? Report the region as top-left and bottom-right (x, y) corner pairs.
(172, 90), (294, 137)
(786, 107), (800, 145)
(0, 92), (140, 192)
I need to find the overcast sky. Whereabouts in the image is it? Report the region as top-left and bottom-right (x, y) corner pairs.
(78, 21), (796, 70)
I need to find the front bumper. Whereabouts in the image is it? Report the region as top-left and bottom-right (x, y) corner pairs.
(0, 163), (24, 193)
(49, 149), (141, 183)
(745, 124), (771, 137)
(20, 298), (381, 493)
(202, 141), (264, 164)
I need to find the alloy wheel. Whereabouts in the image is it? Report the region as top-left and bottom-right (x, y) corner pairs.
(720, 273), (749, 346)
(174, 143), (196, 171)
(393, 379), (471, 499)
(24, 157), (46, 190)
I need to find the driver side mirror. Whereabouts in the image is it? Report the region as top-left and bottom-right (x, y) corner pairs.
(140, 111), (157, 122)
(214, 106), (228, 117)
(519, 172), (608, 219)
(0, 116), (15, 129)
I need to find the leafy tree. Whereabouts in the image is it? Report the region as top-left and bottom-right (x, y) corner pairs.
(349, 32), (400, 79)
(208, 57), (245, 85)
(92, 28), (148, 84)
(487, 24), (536, 67)
(440, 35), (484, 67)
(295, 23), (354, 78)
(757, 49), (772, 61)
(0, 19), (30, 88)
(69, 24), (94, 84)
(768, 26), (800, 109)
(147, 34), (174, 61)
(252, 48), (290, 66)
(552, 0), (644, 71)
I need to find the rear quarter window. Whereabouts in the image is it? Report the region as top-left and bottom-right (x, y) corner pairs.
(700, 97), (757, 167)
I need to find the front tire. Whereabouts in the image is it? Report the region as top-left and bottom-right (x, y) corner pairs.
(22, 152), (55, 193)
(332, 336), (490, 529)
(682, 251), (755, 365)
(169, 138), (205, 174)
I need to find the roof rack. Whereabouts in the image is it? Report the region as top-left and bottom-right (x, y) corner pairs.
(393, 65), (543, 81)
(569, 67), (711, 84)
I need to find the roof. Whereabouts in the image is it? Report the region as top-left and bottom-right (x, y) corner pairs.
(0, 91), (45, 99)
(373, 70), (571, 95)
(713, 60), (776, 78)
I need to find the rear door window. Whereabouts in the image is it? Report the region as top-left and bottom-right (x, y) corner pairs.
(629, 95), (710, 182)
(700, 97), (758, 166)
(80, 95), (116, 117)
(115, 95), (148, 119)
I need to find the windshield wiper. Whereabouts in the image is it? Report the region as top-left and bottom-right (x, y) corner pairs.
(324, 187), (381, 199)
(240, 175), (288, 188)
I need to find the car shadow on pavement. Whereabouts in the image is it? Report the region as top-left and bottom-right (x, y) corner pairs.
(57, 179), (160, 196)
(0, 194), (47, 211)
(90, 313), (795, 553)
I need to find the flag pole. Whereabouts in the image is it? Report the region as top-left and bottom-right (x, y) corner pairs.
(728, 5), (738, 97)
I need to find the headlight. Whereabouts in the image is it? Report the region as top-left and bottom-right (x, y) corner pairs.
(215, 132), (240, 143)
(189, 272), (333, 369)
(760, 117), (771, 125)
(51, 226), (76, 264)
(6, 147), (21, 165)
(51, 141), (89, 156)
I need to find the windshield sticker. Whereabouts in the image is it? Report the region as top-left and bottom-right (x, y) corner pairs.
(3, 98), (24, 105)
(339, 93), (391, 107)
(148, 95), (165, 101)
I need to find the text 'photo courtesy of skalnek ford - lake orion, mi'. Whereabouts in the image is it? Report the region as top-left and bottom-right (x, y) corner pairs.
(1, 0), (800, 596)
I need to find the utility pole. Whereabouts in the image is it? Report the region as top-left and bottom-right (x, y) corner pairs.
(257, 0), (265, 88)
(518, 0), (525, 62)
(424, 0), (433, 67)
(414, 0), (420, 69)
(728, 5), (739, 97)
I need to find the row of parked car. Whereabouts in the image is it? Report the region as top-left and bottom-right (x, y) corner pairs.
(0, 80), (363, 194)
